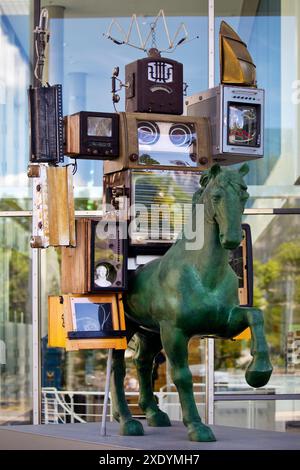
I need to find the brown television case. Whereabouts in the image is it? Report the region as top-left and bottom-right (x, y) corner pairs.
(61, 218), (127, 294)
(103, 112), (212, 175)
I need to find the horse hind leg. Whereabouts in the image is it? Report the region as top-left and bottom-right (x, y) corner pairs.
(227, 306), (273, 388)
(134, 332), (171, 427)
(111, 348), (144, 436)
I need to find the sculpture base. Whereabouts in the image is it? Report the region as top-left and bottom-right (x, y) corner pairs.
(0, 421), (299, 450)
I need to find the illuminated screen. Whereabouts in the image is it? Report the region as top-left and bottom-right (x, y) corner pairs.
(87, 116), (112, 137)
(72, 301), (113, 332)
(228, 104), (260, 147)
(137, 120), (197, 166)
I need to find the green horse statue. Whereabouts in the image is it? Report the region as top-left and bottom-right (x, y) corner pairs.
(111, 163), (273, 442)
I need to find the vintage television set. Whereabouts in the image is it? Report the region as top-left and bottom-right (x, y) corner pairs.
(64, 111), (119, 159)
(61, 218), (127, 294)
(103, 169), (201, 254)
(103, 112), (212, 174)
(48, 293), (127, 351)
(185, 85), (264, 164)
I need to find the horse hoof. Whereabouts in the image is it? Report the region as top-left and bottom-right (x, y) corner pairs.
(245, 356), (273, 388)
(147, 410), (171, 427)
(246, 368), (272, 388)
(188, 423), (216, 442)
(120, 419), (144, 436)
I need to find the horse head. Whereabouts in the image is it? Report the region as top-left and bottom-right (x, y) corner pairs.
(198, 163), (249, 250)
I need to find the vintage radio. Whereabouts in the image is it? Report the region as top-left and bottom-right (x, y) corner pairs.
(125, 53), (183, 115)
(103, 112), (211, 175)
(64, 111), (119, 159)
(28, 85), (64, 164)
(61, 218), (127, 294)
(103, 169), (201, 253)
(186, 85), (264, 165)
(28, 164), (75, 248)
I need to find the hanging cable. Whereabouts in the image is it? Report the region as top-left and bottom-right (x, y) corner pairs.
(34, 9), (50, 85)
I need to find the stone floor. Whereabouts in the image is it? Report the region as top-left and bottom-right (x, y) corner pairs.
(1, 421), (300, 450)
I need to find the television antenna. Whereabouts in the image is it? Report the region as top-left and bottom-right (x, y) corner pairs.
(103, 9), (198, 55)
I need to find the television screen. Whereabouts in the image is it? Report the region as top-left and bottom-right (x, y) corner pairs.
(87, 116), (112, 137)
(131, 170), (200, 243)
(137, 120), (198, 167)
(72, 300), (113, 332)
(227, 103), (260, 147)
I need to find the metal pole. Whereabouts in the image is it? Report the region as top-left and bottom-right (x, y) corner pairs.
(205, 0), (215, 426)
(100, 348), (113, 436)
(32, 247), (41, 424)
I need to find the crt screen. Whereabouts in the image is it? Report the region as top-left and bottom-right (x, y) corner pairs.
(228, 104), (260, 147)
(87, 116), (112, 137)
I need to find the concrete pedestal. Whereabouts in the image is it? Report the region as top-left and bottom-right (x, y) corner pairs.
(1, 421), (300, 450)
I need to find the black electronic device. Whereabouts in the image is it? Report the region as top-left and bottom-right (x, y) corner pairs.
(28, 84), (64, 164)
(64, 111), (119, 159)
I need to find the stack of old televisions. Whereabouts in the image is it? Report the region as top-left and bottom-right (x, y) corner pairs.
(62, 47), (255, 315)
(54, 20), (263, 346)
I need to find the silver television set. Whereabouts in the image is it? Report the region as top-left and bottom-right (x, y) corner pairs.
(186, 85), (264, 165)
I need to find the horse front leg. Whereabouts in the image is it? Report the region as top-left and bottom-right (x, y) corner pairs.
(228, 306), (273, 388)
(160, 322), (216, 442)
(111, 349), (144, 436)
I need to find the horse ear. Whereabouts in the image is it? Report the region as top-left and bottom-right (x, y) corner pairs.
(200, 171), (210, 188)
(209, 164), (221, 178)
(239, 163), (249, 177)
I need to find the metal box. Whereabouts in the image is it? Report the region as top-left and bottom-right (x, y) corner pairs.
(186, 85), (264, 164)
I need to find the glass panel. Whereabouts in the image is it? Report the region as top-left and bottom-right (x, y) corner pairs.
(131, 169), (200, 242)
(0, 1), (32, 210)
(227, 103), (260, 147)
(0, 217), (32, 424)
(41, 1), (208, 207)
(215, 214), (300, 397)
(215, 0), (300, 208)
(215, 400), (300, 433)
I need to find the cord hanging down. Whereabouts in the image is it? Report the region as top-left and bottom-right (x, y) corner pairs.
(34, 8), (50, 85)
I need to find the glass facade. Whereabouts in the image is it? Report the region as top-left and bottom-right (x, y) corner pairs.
(0, 0), (300, 434)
